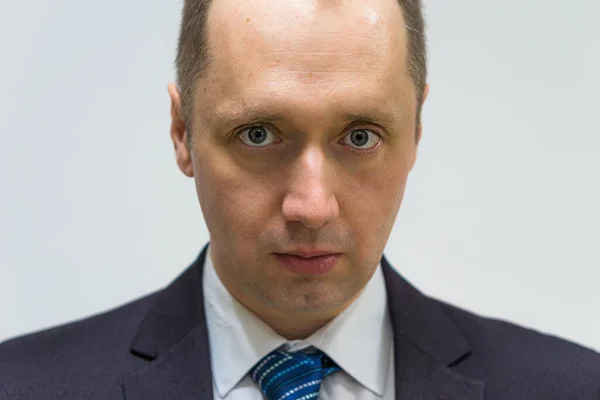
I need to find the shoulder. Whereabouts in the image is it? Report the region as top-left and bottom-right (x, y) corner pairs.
(436, 299), (600, 398)
(0, 291), (159, 399)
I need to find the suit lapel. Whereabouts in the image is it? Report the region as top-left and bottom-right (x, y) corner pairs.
(381, 255), (485, 400)
(122, 245), (214, 400)
(121, 245), (483, 400)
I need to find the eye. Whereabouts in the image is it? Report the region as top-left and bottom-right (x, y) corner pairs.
(237, 125), (278, 147)
(342, 129), (381, 150)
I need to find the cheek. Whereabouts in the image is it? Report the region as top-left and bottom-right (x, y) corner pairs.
(341, 156), (410, 252)
(194, 149), (279, 245)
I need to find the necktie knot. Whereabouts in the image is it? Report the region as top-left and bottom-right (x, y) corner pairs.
(250, 349), (341, 400)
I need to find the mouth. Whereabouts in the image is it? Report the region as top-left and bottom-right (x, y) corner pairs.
(279, 249), (342, 258)
(273, 252), (342, 276)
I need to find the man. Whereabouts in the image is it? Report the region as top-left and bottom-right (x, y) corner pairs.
(1, 0), (598, 398)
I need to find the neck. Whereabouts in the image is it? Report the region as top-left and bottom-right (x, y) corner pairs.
(255, 311), (335, 340)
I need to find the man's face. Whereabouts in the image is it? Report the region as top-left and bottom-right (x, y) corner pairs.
(171, 0), (425, 319)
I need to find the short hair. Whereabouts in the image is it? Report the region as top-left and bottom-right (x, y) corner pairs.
(175, 0), (427, 140)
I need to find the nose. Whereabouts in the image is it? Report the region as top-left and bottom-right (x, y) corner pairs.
(281, 147), (339, 229)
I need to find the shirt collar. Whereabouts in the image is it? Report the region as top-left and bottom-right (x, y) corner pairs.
(304, 264), (392, 396)
(203, 246), (392, 398)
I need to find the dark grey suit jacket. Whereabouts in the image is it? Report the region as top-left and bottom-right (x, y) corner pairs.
(1, 244), (599, 399)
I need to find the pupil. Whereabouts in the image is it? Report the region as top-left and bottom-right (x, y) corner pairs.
(249, 127), (267, 144)
(351, 130), (369, 146)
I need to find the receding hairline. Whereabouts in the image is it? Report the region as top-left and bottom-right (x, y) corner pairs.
(175, 0), (427, 136)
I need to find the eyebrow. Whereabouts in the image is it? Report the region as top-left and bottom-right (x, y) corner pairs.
(343, 110), (397, 125)
(213, 108), (285, 127)
(213, 106), (397, 128)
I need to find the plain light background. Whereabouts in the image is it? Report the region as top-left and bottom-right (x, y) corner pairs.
(1, 0), (599, 351)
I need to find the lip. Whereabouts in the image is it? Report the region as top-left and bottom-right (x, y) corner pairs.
(274, 252), (342, 276)
(283, 250), (340, 258)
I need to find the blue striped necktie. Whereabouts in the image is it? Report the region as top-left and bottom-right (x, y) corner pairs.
(249, 349), (341, 400)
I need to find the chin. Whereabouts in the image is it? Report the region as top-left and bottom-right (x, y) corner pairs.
(264, 280), (347, 310)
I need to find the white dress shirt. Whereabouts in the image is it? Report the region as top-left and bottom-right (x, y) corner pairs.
(203, 246), (395, 399)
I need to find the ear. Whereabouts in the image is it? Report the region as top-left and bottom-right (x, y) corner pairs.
(409, 84), (429, 172)
(168, 83), (194, 177)
(415, 83), (429, 147)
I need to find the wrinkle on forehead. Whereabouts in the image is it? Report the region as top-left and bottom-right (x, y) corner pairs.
(198, 0), (413, 127)
(206, 0), (406, 74)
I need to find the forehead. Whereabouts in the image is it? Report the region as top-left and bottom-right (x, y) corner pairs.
(200, 0), (413, 124)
